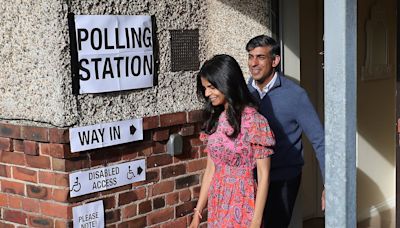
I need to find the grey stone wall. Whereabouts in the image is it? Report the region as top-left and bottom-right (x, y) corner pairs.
(0, 0), (270, 128)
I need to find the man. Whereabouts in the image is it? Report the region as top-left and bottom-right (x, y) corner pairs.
(246, 35), (325, 227)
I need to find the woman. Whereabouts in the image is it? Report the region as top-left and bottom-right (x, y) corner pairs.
(189, 54), (275, 228)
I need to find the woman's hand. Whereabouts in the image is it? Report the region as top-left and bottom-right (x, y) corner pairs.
(189, 214), (201, 228)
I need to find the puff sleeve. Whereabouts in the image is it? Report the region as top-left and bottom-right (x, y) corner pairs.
(245, 113), (275, 159)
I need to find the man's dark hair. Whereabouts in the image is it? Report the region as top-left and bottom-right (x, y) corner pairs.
(246, 35), (280, 58)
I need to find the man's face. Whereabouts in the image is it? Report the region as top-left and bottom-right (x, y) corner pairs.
(248, 46), (280, 84)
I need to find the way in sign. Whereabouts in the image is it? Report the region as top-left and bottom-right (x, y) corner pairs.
(78, 126), (121, 145)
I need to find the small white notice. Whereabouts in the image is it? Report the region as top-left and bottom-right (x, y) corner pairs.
(69, 159), (146, 198)
(73, 200), (104, 228)
(74, 15), (154, 94)
(69, 118), (143, 153)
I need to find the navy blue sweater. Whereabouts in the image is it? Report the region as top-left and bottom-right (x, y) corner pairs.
(248, 74), (325, 182)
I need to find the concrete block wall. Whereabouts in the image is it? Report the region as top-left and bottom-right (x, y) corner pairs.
(0, 110), (207, 227)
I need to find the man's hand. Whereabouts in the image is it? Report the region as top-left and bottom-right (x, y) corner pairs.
(321, 189), (326, 211)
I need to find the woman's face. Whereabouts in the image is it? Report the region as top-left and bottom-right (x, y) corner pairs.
(200, 77), (227, 109)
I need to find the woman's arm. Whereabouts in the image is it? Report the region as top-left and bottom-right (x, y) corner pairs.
(189, 154), (215, 228)
(250, 157), (271, 228)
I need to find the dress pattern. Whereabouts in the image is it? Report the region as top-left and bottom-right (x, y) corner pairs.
(200, 106), (275, 227)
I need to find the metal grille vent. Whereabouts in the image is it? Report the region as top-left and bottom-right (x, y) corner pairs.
(170, 29), (199, 72)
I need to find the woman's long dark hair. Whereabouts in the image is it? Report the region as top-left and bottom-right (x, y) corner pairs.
(197, 54), (256, 138)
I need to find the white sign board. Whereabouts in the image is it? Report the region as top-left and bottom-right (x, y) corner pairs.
(69, 118), (143, 153)
(73, 200), (104, 228)
(69, 159), (146, 198)
(74, 15), (154, 94)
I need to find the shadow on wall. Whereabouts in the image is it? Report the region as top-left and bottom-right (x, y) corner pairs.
(357, 168), (393, 228)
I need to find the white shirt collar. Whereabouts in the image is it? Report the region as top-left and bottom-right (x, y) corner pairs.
(251, 72), (278, 99)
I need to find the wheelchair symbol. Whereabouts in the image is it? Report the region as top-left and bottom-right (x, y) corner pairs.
(70, 177), (81, 192)
(127, 166), (135, 180)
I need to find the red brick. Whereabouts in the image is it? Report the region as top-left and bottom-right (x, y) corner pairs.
(160, 112), (187, 127)
(161, 164), (186, 179)
(39, 143), (50, 155)
(23, 140), (39, 155)
(105, 209), (120, 224)
(192, 186), (201, 199)
(179, 189), (191, 202)
(190, 138), (203, 146)
(147, 154), (173, 168)
(136, 146), (151, 157)
(12, 167), (37, 183)
(121, 151), (139, 160)
(0, 221), (14, 228)
(1, 180), (25, 195)
(0, 192), (9, 207)
(188, 110), (204, 123)
(26, 155), (51, 169)
(152, 129), (170, 141)
(152, 142), (166, 154)
(143, 116), (159, 130)
(99, 184), (131, 196)
(39, 171), (69, 187)
(0, 123), (21, 138)
(52, 188), (69, 203)
(22, 198), (40, 213)
(52, 157), (89, 172)
(121, 203), (137, 219)
(146, 207), (174, 225)
(13, 139), (24, 152)
(153, 196), (165, 209)
(27, 184), (50, 200)
(176, 201), (197, 217)
(22, 126), (49, 142)
(8, 195), (22, 209)
(3, 209), (27, 224)
(0, 164), (11, 177)
(199, 145), (207, 157)
(173, 143), (199, 163)
(160, 217), (187, 228)
(187, 158), (207, 172)
(27, 215), (54, 227)
(0, 151), (26, 165)
(40, 202), (71, 219)
(119, 216), (147, 228)
(118, 187), (147, 206)
(102, 196), (116, 210)
(0, 137), (12, 152)
(49, 143), (75, 159)
(49, 128), (69, 143)
(133, 169), (160, 187)
(180, 125), (195, 136)
(54, 220), (72, 228)
(166, 192), (179, 205)
(176, 175), (199, 189)
(138, 200), (152, 214)
(151, 180), (174, 196)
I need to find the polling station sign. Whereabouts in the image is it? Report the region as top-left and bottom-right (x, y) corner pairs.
(69, 159), (146, 198)
(69, 118), (143, 153)
(71, 15), (155, 94)
(73, 200), (104, 228)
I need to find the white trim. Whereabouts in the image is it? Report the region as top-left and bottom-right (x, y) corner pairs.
(357, 197), (396, 221)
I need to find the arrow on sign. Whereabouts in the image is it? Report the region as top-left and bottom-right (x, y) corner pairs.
(130, 125), (136, 135)
(137, 166), (143, 175)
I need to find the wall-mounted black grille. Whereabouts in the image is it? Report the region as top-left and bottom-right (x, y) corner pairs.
(170, 29), (199, 72)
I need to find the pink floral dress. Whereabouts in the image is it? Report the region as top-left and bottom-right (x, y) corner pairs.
(200, 106), (275, 228)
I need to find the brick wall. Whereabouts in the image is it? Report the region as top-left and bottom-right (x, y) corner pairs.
(0, 110), (208, 227)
